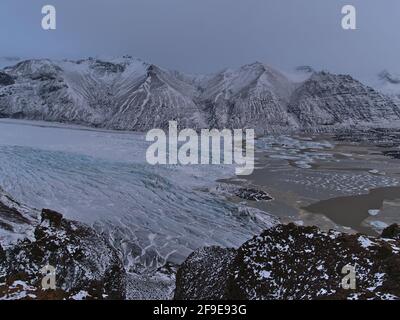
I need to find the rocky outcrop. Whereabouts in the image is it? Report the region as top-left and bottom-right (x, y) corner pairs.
(234, 188), (273, 202)
(0, 188), (37, 247)
(175, 223), (400, 300)
(0, 195), (126, 300)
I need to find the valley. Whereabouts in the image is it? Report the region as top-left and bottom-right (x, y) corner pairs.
(1, 119), (400, 299)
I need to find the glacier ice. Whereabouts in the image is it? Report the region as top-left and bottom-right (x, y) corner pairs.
(0, 120), (274, 271)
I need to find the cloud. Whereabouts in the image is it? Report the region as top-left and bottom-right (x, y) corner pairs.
(0, 0), (399, 76)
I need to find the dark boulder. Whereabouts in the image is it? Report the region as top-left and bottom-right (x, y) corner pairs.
(41, 208), (63, 228)
(381, 224), (400, 240)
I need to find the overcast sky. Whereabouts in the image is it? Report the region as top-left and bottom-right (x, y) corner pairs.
(0, 0), (399, 77)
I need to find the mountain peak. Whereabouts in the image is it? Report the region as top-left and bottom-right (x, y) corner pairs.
(379, 70), (400, 85)
(1, 56), (400, 132)
(296, 65), (314, 73)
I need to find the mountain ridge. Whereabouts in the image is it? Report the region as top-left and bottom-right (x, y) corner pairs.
(1, 57), (400, 133)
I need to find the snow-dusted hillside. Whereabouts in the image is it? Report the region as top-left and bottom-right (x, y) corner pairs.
(0, 198), (126, 300)
(199, 62), (298, 133)
(288, 72), (400, 129)
(0, 57), (205, 131)
(1, 57), (400, 133)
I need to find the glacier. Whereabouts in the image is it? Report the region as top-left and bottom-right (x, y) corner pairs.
(0, 119), (274, 272)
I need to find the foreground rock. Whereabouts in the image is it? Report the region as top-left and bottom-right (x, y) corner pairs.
(0, 197), (126, 299)
(0, 189), (37, 247)
(175, 223), (400, 300)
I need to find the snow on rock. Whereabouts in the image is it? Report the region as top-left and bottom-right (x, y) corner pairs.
(288, 72), (400, 130)
(367, 70), (400, 102)
(199, 62), (298, 134)
(175, 223), (400, 300)
(0, 196), (126, 300)
(0, 57), (204, 131)
(1, 58), (399, 133)
(0, 188), (38, 248)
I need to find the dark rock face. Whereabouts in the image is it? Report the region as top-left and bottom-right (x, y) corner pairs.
(0, 206), (126, 300)
(175, 223), (400, 300)
(0, 72), (14, 86)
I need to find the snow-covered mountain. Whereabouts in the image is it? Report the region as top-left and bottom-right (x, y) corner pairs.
(199, 62), (298, 133)
(288, 71), (400, 129)
(0, 57), (205, 131)
(1, 57), (400, 133)
(369, 70), (400, 102)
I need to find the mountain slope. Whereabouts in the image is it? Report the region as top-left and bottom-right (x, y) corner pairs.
(0, 188), (37, 247)
(288, 72), (400, 129)
(1, 58), (400, 132)
(370, 70), (400, 102)
(0, 57), (205, 130)
(199, 62), (298, 134)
